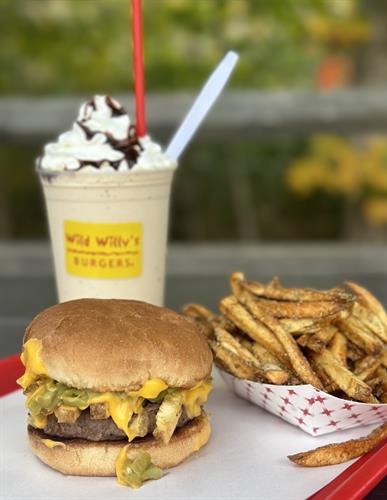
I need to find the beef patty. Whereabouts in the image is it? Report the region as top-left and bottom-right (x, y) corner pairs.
(42, 403), (193, 442)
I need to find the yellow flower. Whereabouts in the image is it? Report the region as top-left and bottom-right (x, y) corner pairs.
(364, 137), (387, 192)
(362, 197), (387, 226)
(306, 15), (370, 47)
(286, 159), (322, 196)
(286, 135), (363, 197)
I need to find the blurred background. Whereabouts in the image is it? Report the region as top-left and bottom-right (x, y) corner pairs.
(2, 0), (387, 242)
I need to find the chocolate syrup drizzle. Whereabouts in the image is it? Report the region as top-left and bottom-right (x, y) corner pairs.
(39, 96), (142, 171)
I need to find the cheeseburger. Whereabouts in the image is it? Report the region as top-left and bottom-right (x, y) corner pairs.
(18, 299), (212, 486)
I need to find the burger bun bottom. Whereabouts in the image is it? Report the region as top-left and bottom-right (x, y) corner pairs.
(28, 414), (210, 476)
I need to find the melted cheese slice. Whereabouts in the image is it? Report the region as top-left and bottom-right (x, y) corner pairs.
(28, 413), (48, 429)
(18, 340), (168, 400)
(18, 339), (48, 390)
(115, 446), (129, 486)
(41, 438), (65, 449)
(183, 381), (213, 418)
(131, 378), (168, 399)
(88, 392), (142, 440)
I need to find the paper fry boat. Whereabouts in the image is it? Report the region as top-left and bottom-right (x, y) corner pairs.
(220, 371), (387, 436)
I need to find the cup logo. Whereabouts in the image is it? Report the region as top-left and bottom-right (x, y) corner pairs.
(64, 220), (142, 279)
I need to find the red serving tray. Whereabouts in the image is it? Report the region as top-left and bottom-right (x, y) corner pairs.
(1, 353), (385, 499)
(308, 440), (387, 500)
(0, 353), (24, 395)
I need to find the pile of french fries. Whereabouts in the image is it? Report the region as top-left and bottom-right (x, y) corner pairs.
(183, 273), (387, 404)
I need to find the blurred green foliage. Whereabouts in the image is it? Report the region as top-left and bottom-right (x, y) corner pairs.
(0, 143), (46, 238)
(0, 0), (333, 94)
(0, 0), (363, 241)
(168, 136), (342, 240)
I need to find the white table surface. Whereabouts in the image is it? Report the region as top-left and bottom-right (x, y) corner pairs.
(0, 371), (375, 500)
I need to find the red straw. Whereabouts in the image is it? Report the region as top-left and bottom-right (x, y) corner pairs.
(131, 0), (147, 136)
(308, 439), (387, 500)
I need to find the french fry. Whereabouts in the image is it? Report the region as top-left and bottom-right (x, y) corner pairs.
(262, 368), (291, 385)
(279, 317), (323, 335)
(338, 316), (384, 355)
(234, 271), (353, 325)
(153, 393), (182, 444)
(252, 298), (349, 321)
(309, 359), (338, 393)
(219, 296), (288, 365)
(354, 355), (382, 382)
(230, 271), (350, 330)
(215, 326), (292, 384)
(368, 379), (383, 397)
(288, 422), (387, 466)
(54, 405), (81, 424)
(130, 411), (150, 439)
(243, 298), (323, 389)
(214, 327), (260, 368)
(346, 282), (387, 341)
(328, 332), (348, 366)
(245, 277), (354, 303)
(367, 368), (386, 397)
(347, 341), (365, 362)
(182, 303), (216, 321)
(351, 302), (387, 344)
(312, 349), (375, 403)
(218, 315), (240, 335)
(249, 342), (285, 368)
(198, 318), (216, 339)
(182, 303), (218, 339)
(296, 334), (310, 347)
(248, 342), (293, 385)
(210, 340), (259, 380)
(381, 349), (387, 369)
(188, 316), (215, 340)
(89, 402), (110, 420)
(376, 366), (387, 384)
(229, 272), (246, 297)
(305, 326), (337, 353)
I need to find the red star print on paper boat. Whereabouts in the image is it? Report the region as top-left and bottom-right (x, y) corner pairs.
(220, 371), (387, 436)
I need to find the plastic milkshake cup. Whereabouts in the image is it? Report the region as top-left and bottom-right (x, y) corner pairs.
(39, 168), (174, 305)
(37, 95), (176, 305)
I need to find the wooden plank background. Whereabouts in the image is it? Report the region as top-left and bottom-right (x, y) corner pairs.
(2, 90), (387, 139)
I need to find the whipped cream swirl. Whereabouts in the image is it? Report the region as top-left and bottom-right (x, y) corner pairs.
(38, 95), (174, 172)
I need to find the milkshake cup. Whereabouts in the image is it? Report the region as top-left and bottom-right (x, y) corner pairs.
(40, 168), (174, 304)
(37, 95), (176, 305)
